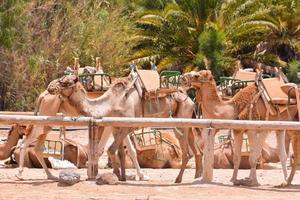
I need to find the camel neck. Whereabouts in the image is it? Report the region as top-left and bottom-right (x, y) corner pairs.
(69, 91), (111, 118)
(200, 82), (222, 105)
(198, 81), (236, 119)
(0, 128), (20, 160)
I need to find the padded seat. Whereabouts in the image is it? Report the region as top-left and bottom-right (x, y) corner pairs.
(281, 83), (298, 98)
(234, 70), (257, 81)
(261, 77), (289, 105)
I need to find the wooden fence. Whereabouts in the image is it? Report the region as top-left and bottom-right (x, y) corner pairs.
(0, 114), (300, 182)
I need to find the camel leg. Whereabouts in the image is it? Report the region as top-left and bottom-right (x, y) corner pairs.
(230, 130), (243, 184)
(276, 130), (288, 181)
(108, 128), (128, 181)
(118, 140), (126, 181)
(95, 127), (111, 159)
(286, 135), (299, 186)
(16, 126), (43, 180)
(188, 128), (202, 179)
(280, 134), (299, 187)
(124, 136), (150, 181)
(245, 131), (266, 186)
(34, 133), (57, 179)
(174, 128), (190, 183)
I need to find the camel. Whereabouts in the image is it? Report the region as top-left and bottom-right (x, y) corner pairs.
(212, 139), (280, 169)
(181, 70), (298, 186)
(0, 124), (87, 168)
(193, 129), (280, 169)
(16, 89), (149, 181)
(121, 130), (182, 169)
(0, 124), (25, 161)
(10, 137), (88, 168)
(46, 74), (200, 183)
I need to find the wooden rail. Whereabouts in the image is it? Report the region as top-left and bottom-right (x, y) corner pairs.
(0, 114), (300, 182)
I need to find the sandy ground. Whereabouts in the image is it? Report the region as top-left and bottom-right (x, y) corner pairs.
(0, 127), (299, 200)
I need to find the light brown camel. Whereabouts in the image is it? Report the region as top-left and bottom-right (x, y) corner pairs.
(16, 89), (149, 181)
(135, 131), (182, 169)
(119, 130), (182, 169)
(212, 139), (279, 169)
(0, 124), (87, 168)
(194, 129), (280, 169)
(11, 137), (88, 168)
(47, 74), (199, 183)
(182, 70), (298, 186)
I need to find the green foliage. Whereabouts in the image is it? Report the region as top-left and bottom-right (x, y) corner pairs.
(287, 60), (300, 84)
(2, 0), (300, 111)
(223, 0), (300, 65)
(194, 24), (227, 79)
(0, 0), (135, 110)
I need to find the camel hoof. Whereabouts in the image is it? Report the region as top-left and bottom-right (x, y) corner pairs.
(233, 178), (260, 187)
(276, 181), (289, 188)
(140, 174), (150, 181)
(174, 178), (182, 184)
(119, 177), (126, 182)
(47, 175), (58, 180)
(15, 173), (24, 181)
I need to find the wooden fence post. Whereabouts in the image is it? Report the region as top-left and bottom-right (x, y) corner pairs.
(87, 119), (98, 180)
(202, 128), (215, 182)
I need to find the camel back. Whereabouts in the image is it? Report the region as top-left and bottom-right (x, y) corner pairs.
(220, 70), (257, 97)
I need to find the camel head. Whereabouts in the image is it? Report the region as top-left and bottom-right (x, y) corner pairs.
(181, 70), (215, 103)
(180, 71), (199, 88)
(181, 70), (214, 88)
(47, 75), (84, 97)
(8, 124), (27, 139)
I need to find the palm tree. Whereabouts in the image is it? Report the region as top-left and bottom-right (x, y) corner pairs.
(223, 0), (300, 67)
(132, 0), (224, 71)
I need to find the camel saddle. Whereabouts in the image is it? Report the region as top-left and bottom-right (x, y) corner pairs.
(130, 128), (162, 151)
(234, 70), (257, 82)
(259, 76), (298, 116)
(136, 69), (177, 100)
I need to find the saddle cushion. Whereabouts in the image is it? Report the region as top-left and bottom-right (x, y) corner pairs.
(281, 83), (298, 98)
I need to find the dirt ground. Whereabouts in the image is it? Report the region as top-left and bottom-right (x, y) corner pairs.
(0, 128), (300, 200)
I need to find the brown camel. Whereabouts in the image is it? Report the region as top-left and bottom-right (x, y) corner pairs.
(0, 124), (88, 168)
(0, 125), (25, 160)
(126, 130), (182, 169)
(16, 89), (149, 180)
(212, 139), (280, 169)
(182, 70), (298, 186)
(12, 138), (88, 168)
(47, 74), (199, 183)
(194, 129), (280, 169)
